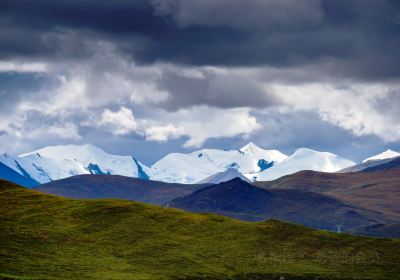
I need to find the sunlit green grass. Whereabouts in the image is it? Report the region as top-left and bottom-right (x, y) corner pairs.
(1, 180), (399, 279)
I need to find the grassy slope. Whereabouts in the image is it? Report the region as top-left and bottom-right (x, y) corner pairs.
(1, 180), (400, 280)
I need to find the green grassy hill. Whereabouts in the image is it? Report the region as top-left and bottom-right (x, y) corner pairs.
(1, 179), (400, 280)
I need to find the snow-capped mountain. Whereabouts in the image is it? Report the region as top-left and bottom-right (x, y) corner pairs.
(17, 153), (90, 183)
(239, 142), (287, 166)
(0, 153), (50, 184)
(340, 149), (400, 173)
(198, 168), (252, 184)
(2, 143), (392, 186)
(362, 149), (400, 163)
(253, 148), (355, 181)
(150, 143), (287, 184)
(20, 144), (150, 181)
(0, 154), (39, 187)
(0, 153), (26, 176)
(1, 152), (93, 184)
(0, 144), (150, 186)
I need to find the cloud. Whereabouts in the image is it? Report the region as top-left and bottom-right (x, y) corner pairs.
(99, 107), (138, 135)
(96, 106), (260, 148)
(145, 124), (184, 142)
(166, 106), (261, 148)
(156, 67), (280, 110)
(0, 110), (81, 144)
(28, 122), (82, 141)
(0, 0), (399, 80)
(11, 47), (170, 119)
(0, 61), (48, 73)
(272, 82), (400, 142)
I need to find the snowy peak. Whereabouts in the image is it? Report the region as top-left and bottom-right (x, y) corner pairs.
(288, 148), (356, 171)
(20, 144), (108, 162)
(239, 142), (287, 163)
(240, 142), (260, 152)
(150, 148), (259, 184)
(255, 148), (355, 181)
(18, 144), (150, 183)
(0, 152), (88, 184)
(362, 149), (400, 163)
(0, 153), (23, 176)
(19, 153), (90, 183)
(290, 148), (338, 160)
(198, 168), (252, 184)
(150, 144), (289, 184)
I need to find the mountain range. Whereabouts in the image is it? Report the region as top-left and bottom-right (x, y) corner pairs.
(32, 155), (400, 237)
(2, 144), (400, 276)
(5, 142), (396, 186)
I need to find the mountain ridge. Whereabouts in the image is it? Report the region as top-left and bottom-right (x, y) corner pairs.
(254, 148), (355, 181)
(255, 167), (400, 221)
(167, 178), (394, 236)
(198, 168), (252, 184)
(34, 174), (207, 205)
(362, 149), (400, 163)
(1, 143), (398, 186)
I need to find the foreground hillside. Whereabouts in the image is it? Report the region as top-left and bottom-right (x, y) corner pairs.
(1, 180), (400, 280)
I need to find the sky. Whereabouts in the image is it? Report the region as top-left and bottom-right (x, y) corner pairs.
(0, 0), (400, 165)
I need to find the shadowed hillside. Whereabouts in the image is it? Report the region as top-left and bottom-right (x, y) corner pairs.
(1, 179), (400, 279)
(255, 168), (400, 222)
(167, 178), (393, 236)
(361, 157), (400, 172)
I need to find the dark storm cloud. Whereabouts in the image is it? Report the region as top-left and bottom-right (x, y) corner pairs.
(0, 73), (58, 114)
(0, 0), (399, 80)
(0, 0), (163, 60)
(156, 69), (281, 110)
(150, 0), (323, 30)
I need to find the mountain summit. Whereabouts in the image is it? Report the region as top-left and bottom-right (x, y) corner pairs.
(198, 168), (252, 184)
(20, 144), (150, 179)
(255, 148), (355, 181)
(150, 144), (288, 184)
(0, 144), (149, 185)
(362, 149), (400, 163)
(239, 142), (288, 163)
